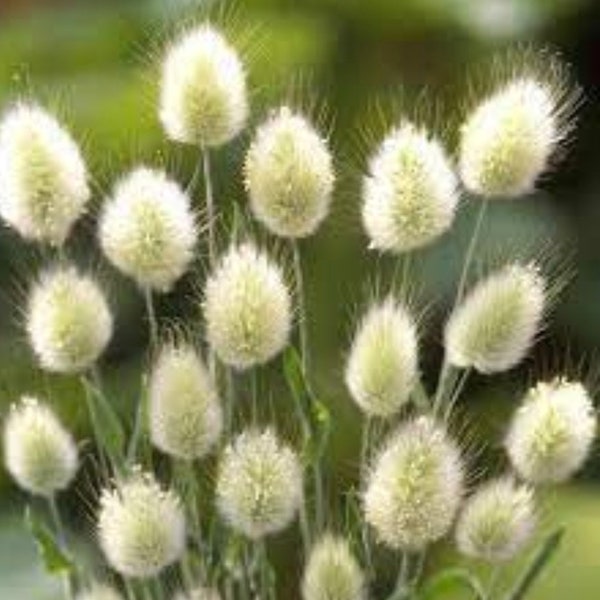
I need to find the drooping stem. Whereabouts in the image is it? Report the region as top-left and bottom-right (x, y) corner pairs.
(48, 496), (75, 599)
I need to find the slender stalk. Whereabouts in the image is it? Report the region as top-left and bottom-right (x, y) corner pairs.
(485, 564), (502, 600)
(48, 496), (74, 599)
(292, 241), (309, 373)
(388, 552), (410, 600)
(203, 147), (216, 269)
(144, 287), (158, 350)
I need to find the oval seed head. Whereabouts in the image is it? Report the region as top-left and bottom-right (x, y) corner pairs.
(302, 534), (366, 600)
(76, 583), (124, 600)
(174, 588), (221, 600)
(27, 265), (113, 374)
(3, 397), (77, 496)
(160, 24), (248, 147)
(345, 298), (419, 417)
(149, 343), (222, 460)
(99, 167), (197, 292)
(244, 107), (335, 238)
(364, 416), (464, 550)
(216, 428), (302, 539)
(98, 471), (186, 578)
(456, 478), (536, 563)
(505, 379), (596, 484)
(362, 123), (459, 253)
(0, 104), (89, 245)
(203, 243), (292, 369)
(460, 78), (567, 198)
(444, 263), (545, 374)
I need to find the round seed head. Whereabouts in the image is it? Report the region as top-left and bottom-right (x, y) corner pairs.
(245, 106), (335, 238)
(345, 298), (419, 417)
(26, 265), (113, 373)
(203, 243), (292, 369)
(149, 343), (222, 460)
(505, 378), (596, 484)
(216, 428), (302, 539)
(3, 396), (77, 496)
(76, 583), (124, 600)
(0, 103), (89, 245)
(302, 533), (366, 600)
(456, 477), (536, 563)
(444, 263), (545, 374)
(160, 24), (248, 147)
(364, 416), (464, 550)
(362, 123), (459, 253)
(98, 471), (186, 578)
(99, 167), (197, 292)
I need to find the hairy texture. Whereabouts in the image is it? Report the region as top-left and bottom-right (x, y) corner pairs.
(363, 123), (459, 253)
(0, 104), (89, 245)
(3, 396), (77, 496)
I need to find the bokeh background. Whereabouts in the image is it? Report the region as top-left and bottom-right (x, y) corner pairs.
(1, 0), (600, 598)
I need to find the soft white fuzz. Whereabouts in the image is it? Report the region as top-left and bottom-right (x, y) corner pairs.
(3, 396), (77, 496)
(216, 428), (302, 539)
(445, 263), (545, 373)
(27, 265), (113, 373)
(302, 533), (366, 600)
(364, 416), (463, 550)
(362, 123), (459, 253)
(460, 78), (564, 198)
(99, 167), (197, 292)
(203, 243), (292, 369)
(160, 24), (248, 147)
(245, 107), (335, 238)
(456, 478), (536, 563)
(345, 298), (419, 417)
(0, 103), (89, 245)
(506, 379), (596, 484)
(98, 471), (186, 578)
(149, 343), (222, 460)
(76, 583), (124, 600)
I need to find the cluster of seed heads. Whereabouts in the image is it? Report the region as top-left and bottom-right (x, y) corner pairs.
(0, 15), (595, 600)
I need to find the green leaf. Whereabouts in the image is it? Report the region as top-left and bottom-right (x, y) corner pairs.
(283, 346), (306, 404)
(25, 507), (74, 575)
(506, 527), (565, 600)
(420, 568), (485, 600)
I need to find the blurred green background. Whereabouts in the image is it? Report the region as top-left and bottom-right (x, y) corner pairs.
(1, 0), (600, 598)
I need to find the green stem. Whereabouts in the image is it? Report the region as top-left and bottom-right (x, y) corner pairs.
(144, 287), (158, 350)
(48, 496), (75, 600)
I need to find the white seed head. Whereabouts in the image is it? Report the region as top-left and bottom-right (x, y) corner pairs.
(203, 244), (292, 369)
(149, 343), (222, 460)
(460, 78), (564, 198)
(0, 104), (89, 245)
(3, 396), (77, 496)
(364, 416), (464, 550)
(27, 266), (113, 373)
(362, 123), (459, 253)
(302, 534), (366, 600)
(244, 107), (335, 238)
(99, 167), (197, 292)
(505, 379), (596, 484)
(345, 299), (419, 417)
(216, 428), (302, 539)
(76, 583), (124, 600)
(445, 263), (545, 374)
(98, 471), (186, 578)
(174, 588), (221, 600)
(456, 478), (536, 563)
(160, 24), (248, 147)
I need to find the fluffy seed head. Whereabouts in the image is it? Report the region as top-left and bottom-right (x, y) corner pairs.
(362, 123), (459, 253)
(76, 583), (124, 600)
(99, 167), (197, 292)
(302, 534), (366, 600)
(98, 471), (186, 578)
(203, 244), (292, 369)
(3, 397), (77, 496)
(27, 265), (113, 373)
(244, 107), (335, 238)
(345, 298), (419, 417)
(216, 428), (302, 539)
(160, 24), (248, 147)
(364, 416), (464, 550)
(445, 263), (545, 373)
(149, 343), (222, 460)
(456, 478), (536, 563)
(505, 379), (596, 484)
(0, 104), (89, 245)
(460, 78), (566, 198)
